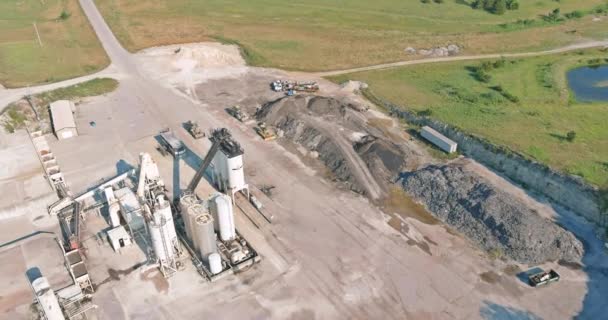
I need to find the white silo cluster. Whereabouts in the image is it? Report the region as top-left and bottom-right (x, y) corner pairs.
(180, 193), (221, 273)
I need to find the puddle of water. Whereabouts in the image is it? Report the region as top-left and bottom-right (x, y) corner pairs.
(141, 268), (169, 294)
(382, 187), (439, 225)
(567, 65), (608, 102)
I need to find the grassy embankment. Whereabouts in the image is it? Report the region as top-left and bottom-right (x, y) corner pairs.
(329, 49), (608, 187)
(0, 0), (108, 87)
(1, 78), (118, 133)
(97, 0), (608, 71)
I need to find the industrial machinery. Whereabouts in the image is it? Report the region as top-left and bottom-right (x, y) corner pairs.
(255, 122), (277, 141)
(137, 152), (181, 278)
(227, 105), (249, 122)
(528, 269), (560, 287)
(186, 120), (205, 139)
(174, 128), (260, 281)
(31, 276), (66, 320)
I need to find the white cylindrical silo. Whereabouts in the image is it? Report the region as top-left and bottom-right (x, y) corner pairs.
(227, 155), (245, 190)
(187, 203), (206, 251)
(32, 277), (65, 320)
(208, 252), (222, 275)
(155, 195), (177, 245)
(194, 213), (217, 261)
(149, 214), (175, 263)
(214, 194), (235, 241)
(179, 193), (197, 241)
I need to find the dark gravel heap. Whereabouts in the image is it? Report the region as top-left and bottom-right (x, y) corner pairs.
(400, 164), (584, 265)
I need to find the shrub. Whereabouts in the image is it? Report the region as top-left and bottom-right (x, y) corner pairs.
(566, 131), (576, 142)
(58, 10), (71, 20)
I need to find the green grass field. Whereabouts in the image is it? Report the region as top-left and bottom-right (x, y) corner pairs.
(0, 0), (108, 87)
(96, 0), (608, 71)
(330, 49), (608, 187)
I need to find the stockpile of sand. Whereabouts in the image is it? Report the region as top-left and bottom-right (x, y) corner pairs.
(135, 43), (248, 89)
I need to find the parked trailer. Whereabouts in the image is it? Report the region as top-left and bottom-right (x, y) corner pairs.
(420, 126), (457, 153)
(159, 129), (185, 157)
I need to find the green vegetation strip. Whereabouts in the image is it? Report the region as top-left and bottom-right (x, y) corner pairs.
(330, 49), (608, 187)
(2, 78), (118, 133)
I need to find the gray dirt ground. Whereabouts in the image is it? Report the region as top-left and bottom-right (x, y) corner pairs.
(1, 39), (608, 320)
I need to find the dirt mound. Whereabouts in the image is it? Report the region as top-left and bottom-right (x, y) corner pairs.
(400, 163), (584, 265)
(258, 96), (410, 198)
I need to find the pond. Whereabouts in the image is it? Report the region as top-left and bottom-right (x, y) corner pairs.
(566, 65), (608, 102)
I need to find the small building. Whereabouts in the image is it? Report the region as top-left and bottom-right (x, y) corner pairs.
(107, 226), (133, 252)
(50, 100), (78, 140)
(420, 126), (457, 153)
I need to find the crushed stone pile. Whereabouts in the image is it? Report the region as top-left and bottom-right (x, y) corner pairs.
(400, 163), (584, 265)
(258, 96), (410, 195)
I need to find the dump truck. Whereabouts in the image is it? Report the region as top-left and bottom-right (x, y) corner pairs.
(528, 269), (560, 287)
(186, 120), (205, 139)
(227, 105), (249, 122)
(255, 122), (277, 141)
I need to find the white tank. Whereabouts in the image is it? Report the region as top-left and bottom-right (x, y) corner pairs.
(186, 203), (205, 251)
(32, 277), (65, 320)
(211, 150), (246, 193)
(179, 193), (197, 240)
(208, 252), (222, 275)
(194, 213), (217, 261)
(210, 193), (235, 241)
(149, 212), (175, 263)
(155, 195), (177, 245)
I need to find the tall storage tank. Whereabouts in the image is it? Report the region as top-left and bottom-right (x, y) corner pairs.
(209, 193), (235, 241)
(194, 213), (217, 261)
(208, 252), (222, 275)
(32, 277), (65, 320)
(155, 195), (177, 245)
(226, 155), (245, 191)
(179, 193), (197, 241)
(149, 212), (175, 263)
(187, 203), (206, 251)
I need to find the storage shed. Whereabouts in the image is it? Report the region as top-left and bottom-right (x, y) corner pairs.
(420, 126), (457, 153)
(50, 100), (77, 140)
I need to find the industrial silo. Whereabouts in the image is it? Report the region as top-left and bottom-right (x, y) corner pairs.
(187, 203), (206, 251)
(209, 193), (235, 242)
(193, 212), (217, 261)
(154, 195), (177, 246)
(148, 211), (175, 264)
(179, 193), (197, 240)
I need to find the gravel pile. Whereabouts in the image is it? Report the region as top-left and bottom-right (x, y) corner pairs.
(400, 163), (584, 265)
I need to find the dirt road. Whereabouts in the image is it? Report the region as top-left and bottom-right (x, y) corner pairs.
(315, 40), (608, 77)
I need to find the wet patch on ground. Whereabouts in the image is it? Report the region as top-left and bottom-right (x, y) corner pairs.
(140, 268), (169, 294)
